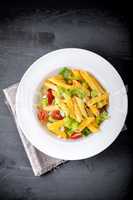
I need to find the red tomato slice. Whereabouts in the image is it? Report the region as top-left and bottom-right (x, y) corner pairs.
(37, 110), (48, 123)
(70, 132), (82, 139)
(51, 110), (64, 120)
(47, 89), (54, 105)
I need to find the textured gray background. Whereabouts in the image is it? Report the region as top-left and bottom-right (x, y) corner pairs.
(0, 3), (131, 200)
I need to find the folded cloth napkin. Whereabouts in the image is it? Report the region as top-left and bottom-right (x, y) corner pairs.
(3, 83), (66, 176)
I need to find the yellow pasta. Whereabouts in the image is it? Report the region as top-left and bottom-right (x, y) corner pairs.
(87, 94), (107, 106)
(78, 117), (95, 131)
(65, 96), (75, 119)
(44, 80), (57, 91)
(86, 107), (94, 117)
(49, 76), (72, 89)
(47, 119), (64, 129)
(89, 72), (105, 94)
(87, 122), (99, 133)
(97, 98), (108, 108)
(59, 101), (70, 116)
(72, 80), (81, 87)
(47, 120), (66, 138)
(36, 67), (109, 139)
(80, 70), (102, 95)
(75, 97), (88, 118)
(73, 98), (83, 122)
(72, 69), (83, 80)
(89, 105), (100, 116)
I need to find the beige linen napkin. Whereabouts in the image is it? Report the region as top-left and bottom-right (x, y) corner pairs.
(3, 83), (66, 176)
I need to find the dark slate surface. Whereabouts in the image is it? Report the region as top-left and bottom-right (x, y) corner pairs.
(0, 2), (131, 200)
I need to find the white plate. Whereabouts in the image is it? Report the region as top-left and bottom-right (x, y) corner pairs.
(16, 48), (128, 160)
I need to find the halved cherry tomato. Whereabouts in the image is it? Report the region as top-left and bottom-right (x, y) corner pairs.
(37, 110), (48, 123)
(47, 89), (54, 105)
(70, 132), (82, 139)
(51, 110), (64, 120)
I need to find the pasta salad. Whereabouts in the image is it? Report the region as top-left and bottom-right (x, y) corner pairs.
(36, 67), (109, 140)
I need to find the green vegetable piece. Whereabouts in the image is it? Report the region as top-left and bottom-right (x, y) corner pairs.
(64, 117), (79, 134)
(91, 89), (98, 98)
(64, 117), (72, 128)
(66, 128), (74, 135)
(57, 86), (86, 99)
(96, 111), (109, 125)
(69, 88), (86, 99)
(39, 98), (48, 107)
(59, 67), (72, 80)
(82, 127), (91, 136)
(101, 111), (109, 120)
(96, 116), (100, 125)
(57, 86), (70, 98)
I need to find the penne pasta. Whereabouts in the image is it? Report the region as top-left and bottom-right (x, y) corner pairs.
(89, 105), (100, 116)
(49, 76), (72, 89)
(73, 97), (83, 122)
(65, 96), (75, 119)
(59, 102), (70, 116)
(47, 120), (66, 138)
(44, 80), (57, 91)
(72, 69), (83, 80)
(80, 70), (103, 95)
(89, 72), (106, 94)
(75, 97), (88, 118)
(72, 80), (81, 87)
(87, 94), (107, 106)
(36, 67), (109, 139)
(87, 122), (99, 133)
(78, 117), (95, 131)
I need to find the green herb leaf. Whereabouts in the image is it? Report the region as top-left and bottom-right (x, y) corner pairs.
(82, 127), (91, 136)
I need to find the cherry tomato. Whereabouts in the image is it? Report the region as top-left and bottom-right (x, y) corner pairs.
(47, 89), (54, 105)
(51, 110), (64, 120)
(70, 132), (82, 139)
(37, 110), (48, 123)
